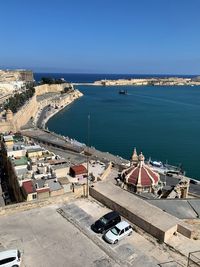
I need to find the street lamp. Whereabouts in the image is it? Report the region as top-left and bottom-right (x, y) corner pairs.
(87, 114), (90, 198)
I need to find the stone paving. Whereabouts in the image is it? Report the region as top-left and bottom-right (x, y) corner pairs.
(58, 199), (188, 267)
(0, 204), (119, 267)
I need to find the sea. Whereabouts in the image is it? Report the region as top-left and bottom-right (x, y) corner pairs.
(34, 73), (200, 180)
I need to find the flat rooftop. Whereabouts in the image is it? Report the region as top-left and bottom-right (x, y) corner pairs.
(147, 199), (200, 219)
(13, 156), (28, 166)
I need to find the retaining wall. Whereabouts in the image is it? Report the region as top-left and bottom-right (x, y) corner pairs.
(89, 182), (193, 242)
(13, 94), (38, 130)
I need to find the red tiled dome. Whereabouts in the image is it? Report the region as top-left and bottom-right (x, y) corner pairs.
(122, 152), (159, 188)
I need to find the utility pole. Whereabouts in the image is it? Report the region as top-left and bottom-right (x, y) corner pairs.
(87, 114), (90, 198)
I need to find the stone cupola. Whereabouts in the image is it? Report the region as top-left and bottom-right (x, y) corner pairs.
(122, 151), (160, 193)
(131, 147), (138, 166)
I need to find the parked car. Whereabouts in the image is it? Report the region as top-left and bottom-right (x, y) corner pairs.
(91, 211), (121, 233)
(0, 249), (21, 266)
(103, 221), (133, 244)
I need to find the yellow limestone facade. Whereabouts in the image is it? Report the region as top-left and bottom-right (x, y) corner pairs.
(0, 84), (83, 133)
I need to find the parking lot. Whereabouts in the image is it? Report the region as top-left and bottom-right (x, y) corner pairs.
(0, 198), (187, 267)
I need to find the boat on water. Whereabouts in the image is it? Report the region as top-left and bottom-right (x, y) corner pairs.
(149, 159), (185, 175)
(119, 90), (128, 95)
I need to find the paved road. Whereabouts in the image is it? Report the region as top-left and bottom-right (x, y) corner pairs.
(37, 106), (50, 128)
(59, 203), (158, 267)
(21, 129), (129, 166)
(58, 199), (187, 267)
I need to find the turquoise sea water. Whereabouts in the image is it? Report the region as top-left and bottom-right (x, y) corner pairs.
(47, 85), (200, 180)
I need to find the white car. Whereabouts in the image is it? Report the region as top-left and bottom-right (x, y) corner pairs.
(103, 221), (133, 244)
(0, 250), (21, 267)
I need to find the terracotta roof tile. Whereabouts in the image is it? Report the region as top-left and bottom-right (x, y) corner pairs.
(36, 188), (50, 193)
(22, 180), (36, 194)
(126, 164), (159, 187)
(70, 165), (87, 175)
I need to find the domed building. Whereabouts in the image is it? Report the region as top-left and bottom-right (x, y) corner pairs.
(121, 149), (160, 193)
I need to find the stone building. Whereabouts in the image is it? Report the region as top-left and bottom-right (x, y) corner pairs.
(69, 165), (87, 179)
(121, 149), (160, 193)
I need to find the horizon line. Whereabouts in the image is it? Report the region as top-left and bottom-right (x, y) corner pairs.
(33, 72), (199, 76)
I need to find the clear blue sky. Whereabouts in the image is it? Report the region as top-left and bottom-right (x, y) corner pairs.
(0, 0), (200, 74)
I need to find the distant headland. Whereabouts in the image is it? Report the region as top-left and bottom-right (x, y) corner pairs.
(92, 76), (200, 86)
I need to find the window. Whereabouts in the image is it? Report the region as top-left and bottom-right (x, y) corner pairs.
(0, 257), (16, 265)
(32, 194), (37, 200)
(125, 227), (129, 232)
(120, 229), (125, 235)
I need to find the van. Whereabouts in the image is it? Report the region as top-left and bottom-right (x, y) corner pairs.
(91, 211), (121, 233)
(103, 220), (133, 244)
(0, 249), (21, 266)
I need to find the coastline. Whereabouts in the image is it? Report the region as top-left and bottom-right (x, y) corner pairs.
(35, 89), (83, 129)
(72, 77), (200, 87)
(41, 104), (69, 129)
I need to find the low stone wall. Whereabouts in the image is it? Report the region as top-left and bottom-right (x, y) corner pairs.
(177, 222), (194, 239)
(99, 162), (112, 181)
(0, 190), (84, 217)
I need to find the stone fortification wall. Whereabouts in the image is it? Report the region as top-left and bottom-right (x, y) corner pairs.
(37, 89), (82, 112)
(0, 120), (15, 132)
(0, 69), (33, 82)
(0, 84), (82, 133)
(13, 94), (38, 131)
(35, 83), (68, 96)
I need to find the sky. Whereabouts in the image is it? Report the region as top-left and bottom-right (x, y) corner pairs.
(0, 0), (200, 74)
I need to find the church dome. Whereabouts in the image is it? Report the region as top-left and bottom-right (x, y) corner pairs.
(122, 152), (159, 190)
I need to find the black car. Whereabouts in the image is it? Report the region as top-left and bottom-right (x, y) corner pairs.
(91, 211), (121, 233)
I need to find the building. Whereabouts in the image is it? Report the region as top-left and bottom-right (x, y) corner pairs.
(1, 133), (67, 203)
(22, 180), (37, 201)
(69, 165), (87, 179)
(121, 150), (160, 193)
